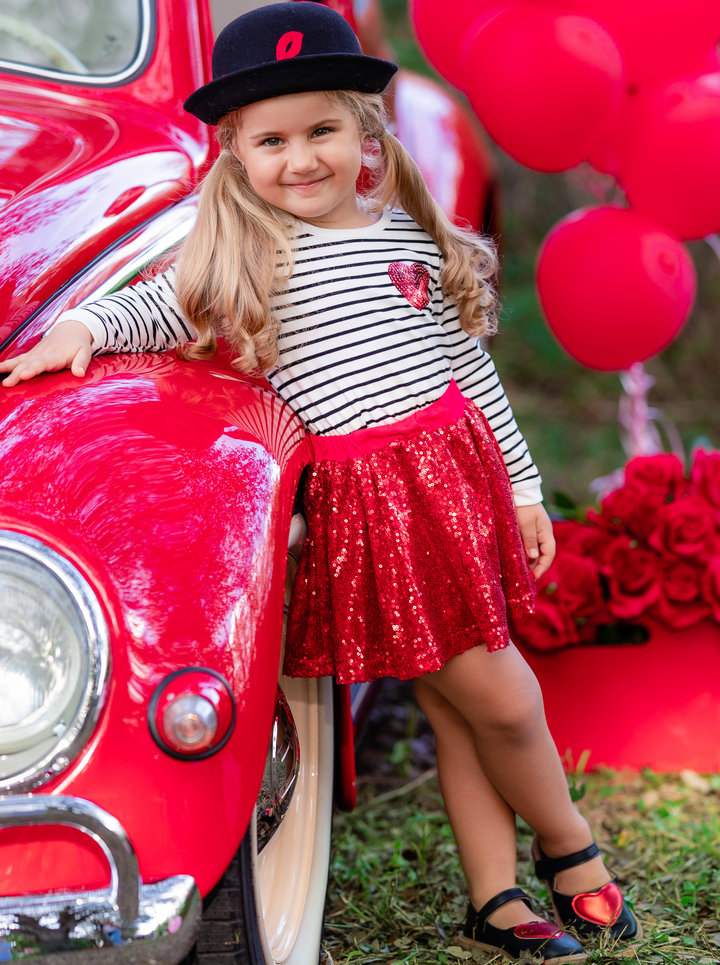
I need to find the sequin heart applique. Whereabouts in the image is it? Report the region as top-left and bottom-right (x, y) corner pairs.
(388, 261), (430, 310)
(571, 882), (623, 926)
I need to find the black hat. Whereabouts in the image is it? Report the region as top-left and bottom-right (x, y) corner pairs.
(184, 2), (398, 125)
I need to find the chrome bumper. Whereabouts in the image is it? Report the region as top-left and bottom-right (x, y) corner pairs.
(0, 795), (201, 964)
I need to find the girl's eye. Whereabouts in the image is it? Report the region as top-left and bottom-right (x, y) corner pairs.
(262, 137), (283, 147)
(312, 127), (333, 138)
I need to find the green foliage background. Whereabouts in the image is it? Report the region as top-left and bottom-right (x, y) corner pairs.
(379, 0), (720, 504)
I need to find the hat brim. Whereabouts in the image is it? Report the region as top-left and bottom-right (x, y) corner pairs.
(184, 53), (398, 125)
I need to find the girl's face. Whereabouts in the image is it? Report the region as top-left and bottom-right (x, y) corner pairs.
(234, 91), (372, 229)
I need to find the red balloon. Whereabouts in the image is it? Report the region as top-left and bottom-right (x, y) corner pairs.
(410, 0), (503, 90)
(464, 4), (624, 172)
(554, 0), (720, 88)
(536, 207), (696, 371)
(617, 73), (720, 240)
(588, 44), (720, 176)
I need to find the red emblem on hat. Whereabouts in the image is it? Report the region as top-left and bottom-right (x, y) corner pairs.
(276, 31), (304, 60)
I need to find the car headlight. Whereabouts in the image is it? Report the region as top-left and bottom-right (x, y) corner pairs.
(0, 531), (109, 792)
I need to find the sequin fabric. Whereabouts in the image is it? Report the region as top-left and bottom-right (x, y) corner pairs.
(284, 382), (537, 684)
(388, 261), (431, 310)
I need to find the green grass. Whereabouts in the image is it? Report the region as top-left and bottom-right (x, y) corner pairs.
(323, 771), (720, 964)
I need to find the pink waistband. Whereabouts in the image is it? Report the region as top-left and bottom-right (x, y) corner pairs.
(309, 380), (468, 462)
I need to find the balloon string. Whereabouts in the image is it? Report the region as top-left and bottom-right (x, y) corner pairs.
(589, 361), (684, 500)
(705, 234), (720, 261)
(619, 361), (661, 459)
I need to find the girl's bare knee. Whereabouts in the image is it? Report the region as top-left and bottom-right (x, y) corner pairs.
(479, 685), (545, 744)
(416, 646), (548, 744)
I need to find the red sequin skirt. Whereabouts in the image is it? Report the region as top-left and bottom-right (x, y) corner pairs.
(284, 380), (536, 684)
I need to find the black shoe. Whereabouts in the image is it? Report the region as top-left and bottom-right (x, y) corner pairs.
(533, 838), (642, 940)
(457, 887), (587, 963)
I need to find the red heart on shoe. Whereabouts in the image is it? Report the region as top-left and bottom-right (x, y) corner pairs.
(388, 261), (430, 310)
(572, 881), (623, 926)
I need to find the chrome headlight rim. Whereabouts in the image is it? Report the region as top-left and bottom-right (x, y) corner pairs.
(0, 530), (110, 793)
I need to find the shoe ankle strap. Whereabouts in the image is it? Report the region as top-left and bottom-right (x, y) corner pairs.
(475, 887), (534, 924)
(535, 842), (601, 880)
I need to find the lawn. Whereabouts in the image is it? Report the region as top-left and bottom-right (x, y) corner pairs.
(323, 681), (720, 965)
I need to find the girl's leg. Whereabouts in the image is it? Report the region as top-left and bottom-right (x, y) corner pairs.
(416, 643), (610, 915)
(415, 677), (545, 929)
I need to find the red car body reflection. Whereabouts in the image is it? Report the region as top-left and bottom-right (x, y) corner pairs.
(0, 351), (308, 898)
(0, 0), (214, 348)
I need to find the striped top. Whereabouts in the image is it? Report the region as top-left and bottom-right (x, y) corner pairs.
(58, 209), (542, 505)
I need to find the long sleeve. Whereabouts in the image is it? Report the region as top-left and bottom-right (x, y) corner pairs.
(436, 294), (543, 507)
(54, 268), (198, 354)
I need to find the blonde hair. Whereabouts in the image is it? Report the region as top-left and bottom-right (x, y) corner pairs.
(175, 90), (498, 373)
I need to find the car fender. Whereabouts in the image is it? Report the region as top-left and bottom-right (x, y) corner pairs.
(0, 349), (309, 897)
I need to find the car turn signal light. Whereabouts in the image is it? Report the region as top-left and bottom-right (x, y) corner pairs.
(149, 669), (235, 760)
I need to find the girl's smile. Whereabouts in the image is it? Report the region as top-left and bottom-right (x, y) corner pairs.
(234, 91), (378, 229)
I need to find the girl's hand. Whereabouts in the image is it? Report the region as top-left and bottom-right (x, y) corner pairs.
(0, 320), (94, 388)
(515, 503), (555, 579)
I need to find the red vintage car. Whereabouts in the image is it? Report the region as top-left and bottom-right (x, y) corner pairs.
(0, 2), (495, 963)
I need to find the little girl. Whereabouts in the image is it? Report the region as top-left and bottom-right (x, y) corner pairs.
(0, 4), (639, 961)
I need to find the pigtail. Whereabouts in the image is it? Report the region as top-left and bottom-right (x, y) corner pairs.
(376, 132), (498, 338)
(326, 90), (499, 339)
(175, 120), (293, 374)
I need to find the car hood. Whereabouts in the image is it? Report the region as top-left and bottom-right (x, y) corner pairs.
(0, 352), (308, 892)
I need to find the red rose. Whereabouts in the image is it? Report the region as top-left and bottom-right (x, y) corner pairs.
(512, 595), (578, 652)
(654, 557), (710, 629)
(601, 536), (660, 619)
(624, 453), (686, 496)
(649, 496), (718, 559)
(590, 486), (644, 534)
(701, 556), (720, 623)
(539, 553), (604, 619)
(514, 551), (608, 651)
(624, 490), (669, 543)
(691, 449), (720, 521)
(592, 455), (688, 543)
(553, 520), (609, 557)
(589, 485), (663, 543)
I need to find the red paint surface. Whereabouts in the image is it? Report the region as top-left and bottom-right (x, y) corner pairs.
(334, 682), (357, 812)
(0, 826), (112, 895)
(519, 618), (720, 771)
(0, 351), (309, 897)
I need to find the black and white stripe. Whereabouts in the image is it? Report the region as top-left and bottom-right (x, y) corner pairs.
(57, 210), (541, 504)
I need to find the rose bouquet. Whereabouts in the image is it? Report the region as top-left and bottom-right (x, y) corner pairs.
(513, 450), (720, 651)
